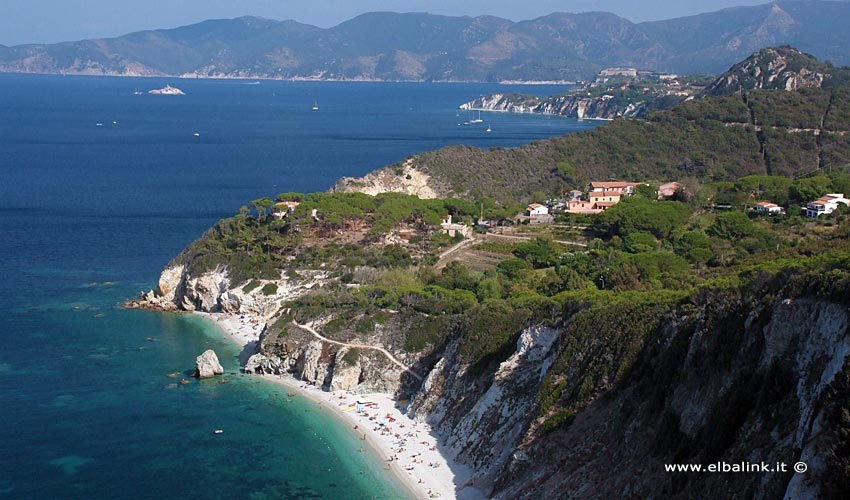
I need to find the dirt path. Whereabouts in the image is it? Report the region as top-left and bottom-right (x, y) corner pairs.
(482, 232), (588, 247)
(292, 320), (424, 380)
(435, 237), (476, 269)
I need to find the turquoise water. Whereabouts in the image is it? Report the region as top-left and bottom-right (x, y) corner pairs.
(0, 74), (599, 499)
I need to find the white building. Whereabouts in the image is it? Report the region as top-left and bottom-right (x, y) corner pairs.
(755, 201), (784, 215)
(527, 203), (549, 216)
(440, 214), (472, 238)
(806, 193), (850, 218)
(588, 181), (639, 195)
(600, 68), (637, 78)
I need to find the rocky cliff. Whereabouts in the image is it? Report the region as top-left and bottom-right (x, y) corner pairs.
(135, 238), (850, 499)
(702, 46), (850, 96)
(130, 263), (326, 319)
(459, 92), (648, 120)
(404, 272), (850, 499)
(332, 158), (449, 199)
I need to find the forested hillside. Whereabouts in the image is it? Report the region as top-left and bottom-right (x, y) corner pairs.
(395, 83), (850, 204)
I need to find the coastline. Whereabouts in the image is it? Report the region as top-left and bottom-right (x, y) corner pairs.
(0, 71), (576, 85)
(196, 311), (485, 500)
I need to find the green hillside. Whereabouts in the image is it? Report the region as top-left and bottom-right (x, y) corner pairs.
(405, 84), (850, 204)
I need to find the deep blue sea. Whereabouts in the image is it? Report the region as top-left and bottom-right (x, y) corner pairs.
(0, 74), (598, 499)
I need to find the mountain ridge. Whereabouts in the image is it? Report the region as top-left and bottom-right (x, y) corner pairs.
(2, 1), (850, 81)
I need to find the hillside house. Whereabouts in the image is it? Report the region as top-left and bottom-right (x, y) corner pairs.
(515, 203), (554, 225)
(566, 200), (602, 214)
(440, 214), (472, 238)
(527, 203), (549, 216)
(589, 191), (622, 205)
(806, 193), (850, 218)
(273, 201), (300, 218)
(755, 201), (784, 215)
(588, 181), (639, 195)
(563, 181), (638, 214)
(568, 190), (584, 201)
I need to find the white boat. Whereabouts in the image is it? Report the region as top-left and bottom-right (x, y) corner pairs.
(486, 124), (492, 132)
(312, 101), (319, 110)
(470, 110), (484, 123)
(193, 133), (200, 137)
(148, 85), (185, 96)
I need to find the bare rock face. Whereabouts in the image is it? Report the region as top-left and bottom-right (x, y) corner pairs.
(157, 265), (185, 303)
(408, 326), (560, 493)
(244, 353), (284, 375)
(459, 93), (643, 120)
(295, 341), (331, 385)
(329, 347), (362, 392)
(194, 349), (224, 378)
(180, 267), (230, 311)
(332, 159), (445, 199)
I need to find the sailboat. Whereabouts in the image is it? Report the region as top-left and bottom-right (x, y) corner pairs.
(312, 100), (319, 111)
(486, 123), (492, 132)
(470, 110), (484, 124)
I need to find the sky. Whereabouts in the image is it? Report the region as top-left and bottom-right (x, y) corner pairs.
(1, 0), (776, 46)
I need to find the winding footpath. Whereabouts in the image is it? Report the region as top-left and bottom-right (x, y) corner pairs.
(435, 236), (476, 268)
(292, 320), (423, 380)
(482, 232), (588, 247)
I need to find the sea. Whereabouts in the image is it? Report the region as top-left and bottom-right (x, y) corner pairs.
(0, 74), (599, 499)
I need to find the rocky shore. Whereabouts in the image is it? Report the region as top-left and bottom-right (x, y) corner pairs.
(128, 253), (850, 499)
(203, 310), (485, 500)
(458, 93), (642, 120)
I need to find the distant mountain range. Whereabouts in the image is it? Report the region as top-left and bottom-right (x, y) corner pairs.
(2, 1), (850, 81)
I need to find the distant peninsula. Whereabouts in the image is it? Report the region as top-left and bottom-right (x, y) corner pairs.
(1, 2), (850, 81)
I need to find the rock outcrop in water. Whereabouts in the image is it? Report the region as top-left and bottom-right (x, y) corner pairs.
(194, 350), (224, 378)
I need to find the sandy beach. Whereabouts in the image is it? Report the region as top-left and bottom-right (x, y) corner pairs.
(198, 312), (485, 500)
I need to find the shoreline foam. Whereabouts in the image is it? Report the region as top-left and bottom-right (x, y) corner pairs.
(197, 311), (485, 500)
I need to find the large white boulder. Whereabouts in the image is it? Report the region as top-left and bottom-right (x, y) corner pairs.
(195, 349), (224, 378)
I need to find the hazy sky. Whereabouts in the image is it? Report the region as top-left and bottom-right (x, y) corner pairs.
(2, 0), (775, 46)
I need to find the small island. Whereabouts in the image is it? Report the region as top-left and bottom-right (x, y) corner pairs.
(148, 84), (185, 95)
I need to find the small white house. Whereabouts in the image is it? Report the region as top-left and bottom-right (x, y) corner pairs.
(755, 201), (784, 215)
(806, 193), (850, 218)
(527, 203), (549, 216)
(440, 214), (472, 238)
